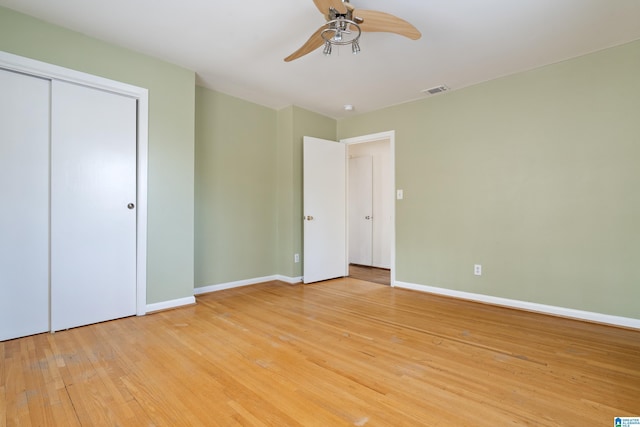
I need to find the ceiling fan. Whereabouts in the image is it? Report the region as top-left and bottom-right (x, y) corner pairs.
(284, 0), (421, 62)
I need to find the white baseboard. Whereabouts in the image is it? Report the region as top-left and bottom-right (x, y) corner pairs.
(194, 275), (302, 295)
(275, 275), (303, 284)
(394, 281), (640, 330)
(145, 296), (196, 313)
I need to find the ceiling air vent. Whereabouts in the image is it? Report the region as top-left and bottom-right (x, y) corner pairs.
(422, 85), (450, 95)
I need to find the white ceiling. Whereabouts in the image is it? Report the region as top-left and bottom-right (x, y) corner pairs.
(2, 0), (640, 118)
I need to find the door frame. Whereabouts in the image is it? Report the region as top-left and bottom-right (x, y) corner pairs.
(342, 131), (396, 286)
(0, 50), (149, 315)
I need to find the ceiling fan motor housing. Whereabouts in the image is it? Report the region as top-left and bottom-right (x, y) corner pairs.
(323, 7), (361, 45)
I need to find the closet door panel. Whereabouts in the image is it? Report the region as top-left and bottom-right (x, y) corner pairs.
(0, 69), (50, 341)
(349, 156), (373, 266)
(51, 80), (137, 331)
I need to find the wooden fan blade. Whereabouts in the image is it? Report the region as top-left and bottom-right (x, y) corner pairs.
(354, 9), (421, 40)
(284, 27), (326, 62)
(312, 0), (347, 16)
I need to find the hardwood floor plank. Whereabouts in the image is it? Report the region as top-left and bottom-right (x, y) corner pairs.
(0, 341), (6, 427)
(2, 278), (639, 426)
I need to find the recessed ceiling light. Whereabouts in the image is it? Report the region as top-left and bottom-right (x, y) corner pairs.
(343, 104), (354, 111)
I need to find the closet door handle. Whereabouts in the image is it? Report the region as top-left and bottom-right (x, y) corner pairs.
(127, 203), (135, 209)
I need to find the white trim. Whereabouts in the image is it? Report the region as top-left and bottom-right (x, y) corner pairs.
(146, 296), (195, 313)
(136, 95), (149, 315)
(341, 131), (396, 285)
(194, 275), (301, 295)
(395, 281), (640, 330)
(276, 275), (303, 284)
(0, 51), (147, 98)
(0, 50), (149, 316)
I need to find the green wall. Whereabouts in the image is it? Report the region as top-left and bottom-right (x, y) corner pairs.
(338, 40), (640, 319)
(276, 107), (296, 277)
(195, 87), (278, 286)
(0, 6), (195, 304)
(195, 100), (335, 284)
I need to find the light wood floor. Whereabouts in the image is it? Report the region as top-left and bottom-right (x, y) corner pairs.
(2, 278), (639, 426)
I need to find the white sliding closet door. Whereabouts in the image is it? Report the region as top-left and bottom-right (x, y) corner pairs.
(0, 69), (51, 341)
(51, 80), (137, 331)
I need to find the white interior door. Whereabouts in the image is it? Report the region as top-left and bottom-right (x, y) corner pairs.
(349, 156), (373, 266)
(303, 136), (346, 283)
(51, 80), (137, 331)
(0, 69), (50, 341)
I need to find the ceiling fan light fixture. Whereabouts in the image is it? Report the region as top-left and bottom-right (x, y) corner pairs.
(320, 14), (361, 57)
(352, 40), (360, 55)
(323, 41), (332, 56)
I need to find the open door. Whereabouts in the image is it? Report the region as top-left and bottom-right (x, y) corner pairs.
(303, 136), (346, 283)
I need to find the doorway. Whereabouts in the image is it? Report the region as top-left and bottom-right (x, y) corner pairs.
(343, 131), (395, 286)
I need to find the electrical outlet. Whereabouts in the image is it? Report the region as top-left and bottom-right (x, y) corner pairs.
(294, 253), (300, 263)
(397, 189), (404, 200)
(474, 264), (482, 276)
